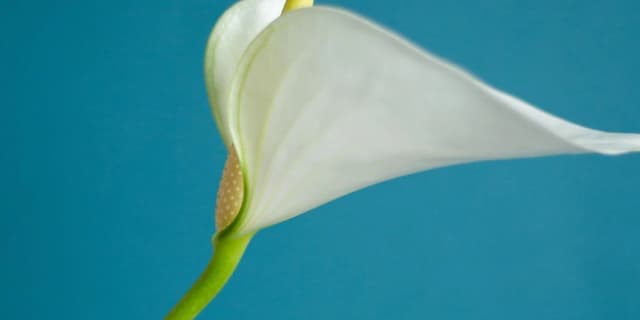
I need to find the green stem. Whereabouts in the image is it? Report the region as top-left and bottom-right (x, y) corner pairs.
(166, 233), (254, 319)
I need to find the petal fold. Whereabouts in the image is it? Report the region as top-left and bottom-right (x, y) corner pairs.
(228, 7), (640, 233)
(205, 0), (285, 145)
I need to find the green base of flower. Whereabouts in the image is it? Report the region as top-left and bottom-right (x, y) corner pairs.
(165, 233), (254, 320)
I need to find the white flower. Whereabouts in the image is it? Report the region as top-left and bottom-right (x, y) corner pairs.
(168, 1), (639, 318)
(207, 0), (639, 236)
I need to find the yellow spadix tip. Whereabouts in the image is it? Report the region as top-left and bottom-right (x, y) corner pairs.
(283, 0), (314, 13)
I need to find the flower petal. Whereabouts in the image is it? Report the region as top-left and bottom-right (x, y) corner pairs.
(228, 7), (640, 234)
(205, 0), (285, 146)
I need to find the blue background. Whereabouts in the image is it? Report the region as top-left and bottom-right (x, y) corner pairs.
(2, 0), (639, 319)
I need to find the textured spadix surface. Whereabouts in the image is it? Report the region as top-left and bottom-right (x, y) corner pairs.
(215, 7), (640, 234)
(215, 150), (244, 231)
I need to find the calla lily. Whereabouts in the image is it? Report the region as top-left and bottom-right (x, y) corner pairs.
(167, 0), (640, 318)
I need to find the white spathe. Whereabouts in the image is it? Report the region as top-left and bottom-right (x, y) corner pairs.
(205, 0), (286, 146)
(206, 2), (640, 235)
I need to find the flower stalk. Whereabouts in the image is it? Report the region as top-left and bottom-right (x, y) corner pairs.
(165, 233), (254, 320)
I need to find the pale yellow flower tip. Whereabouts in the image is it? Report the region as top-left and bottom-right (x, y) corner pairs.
(215, 149), (244, 231)
(282, 0), (314, 13)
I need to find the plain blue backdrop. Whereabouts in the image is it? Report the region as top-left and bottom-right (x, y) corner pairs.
(2, 0), (639, 319)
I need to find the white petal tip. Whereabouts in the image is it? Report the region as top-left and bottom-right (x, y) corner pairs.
(575, 132), (640, 156)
